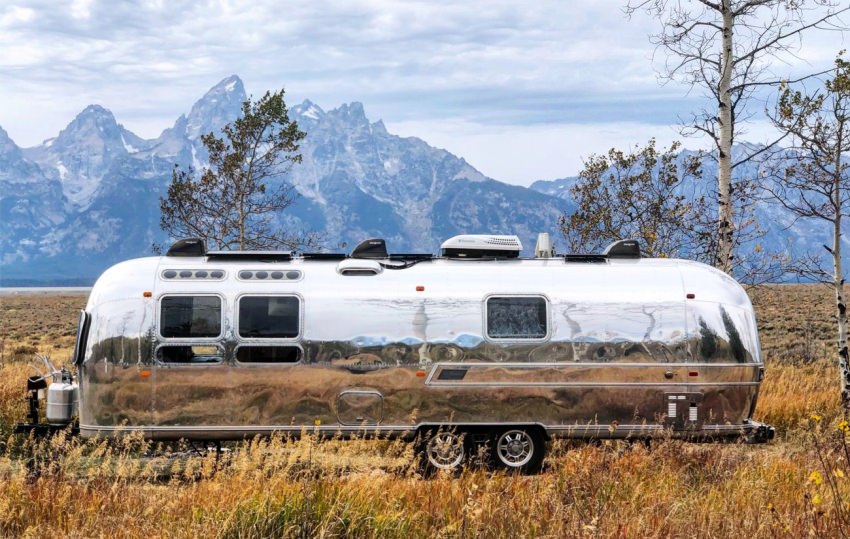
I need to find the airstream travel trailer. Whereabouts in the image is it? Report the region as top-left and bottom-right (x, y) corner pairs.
(20, 234), (774, 472)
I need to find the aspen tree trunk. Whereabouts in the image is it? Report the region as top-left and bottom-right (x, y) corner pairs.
(833, 143), (850, 409)
(716, 0), (735, 274)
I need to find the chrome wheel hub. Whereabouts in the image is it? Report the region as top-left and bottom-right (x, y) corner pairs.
(426, 432), (464, 470)
(497, 430), (534, 467)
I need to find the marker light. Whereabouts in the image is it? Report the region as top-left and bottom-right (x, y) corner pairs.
(416, 286), (425, 292)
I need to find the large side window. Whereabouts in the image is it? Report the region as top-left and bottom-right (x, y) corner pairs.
(239, 296), (300, 339)
(486, 296), (548, 339)
(160, 295), (222, 338)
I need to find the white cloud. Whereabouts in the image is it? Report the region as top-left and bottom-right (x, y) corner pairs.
(0, 0), (844, 183)
(0, 6), (35, 25)
(70, 0), (94, 20)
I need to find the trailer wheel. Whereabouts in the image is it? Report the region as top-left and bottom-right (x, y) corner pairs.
(420, 429), (465, 474)
(495, 428), (544, 474)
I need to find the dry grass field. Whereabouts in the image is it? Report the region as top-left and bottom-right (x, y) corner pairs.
(0, 286), (849, 538)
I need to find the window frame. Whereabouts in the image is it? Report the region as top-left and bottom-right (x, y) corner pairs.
(156, 293), (225, 341)
(235, 293), (303, 343)
(483, 294), (551, 343)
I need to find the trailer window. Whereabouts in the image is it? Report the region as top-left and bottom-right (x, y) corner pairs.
(238, 296), (300, 338)
(157, 345), (223, 364)
(160, 296), (221, 338)
(236, 346), (301, 364)
(486, 296), (547, 339)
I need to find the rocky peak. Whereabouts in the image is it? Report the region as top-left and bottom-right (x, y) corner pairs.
(0, 125), (43, 183)
(185, 75), (247, 140)
(52, 105), (123, 149)
(291, 99), (326, 125)
(330, 102), (369, 128)
(0, 125), (19, 156)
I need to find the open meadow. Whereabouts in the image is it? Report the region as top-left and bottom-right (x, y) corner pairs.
(1, 287), (849, 538)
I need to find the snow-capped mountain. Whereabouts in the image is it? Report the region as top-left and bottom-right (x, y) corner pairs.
(0, 76), (571, 284)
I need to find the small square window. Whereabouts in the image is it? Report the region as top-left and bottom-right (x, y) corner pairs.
(486, 296), (547, 339)
(160, 296), (221, 338)
(239, 296), (300, 338)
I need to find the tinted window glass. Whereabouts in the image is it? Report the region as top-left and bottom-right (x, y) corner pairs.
(161, 296), (221, 338)
(487, 296), (547, 339)
(239, 296), (300, 338)
(236, 346), (301, 363)
(158, 345), (223, 364)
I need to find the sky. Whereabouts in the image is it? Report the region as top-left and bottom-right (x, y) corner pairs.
(1, 0), (847, 186)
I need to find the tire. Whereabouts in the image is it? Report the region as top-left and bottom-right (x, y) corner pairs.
(494, 428), (545, 474)
(418, 429), (465, 476)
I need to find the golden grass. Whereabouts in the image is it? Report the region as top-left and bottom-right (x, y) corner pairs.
(0, 286), (848, 538)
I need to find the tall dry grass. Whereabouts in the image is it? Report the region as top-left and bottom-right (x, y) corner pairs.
(0, 286), (849, 537)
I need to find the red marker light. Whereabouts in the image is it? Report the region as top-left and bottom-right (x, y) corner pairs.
(686, 293), (695, 299)
(416, 285), (425, 292)
(688, 371), (699, 377)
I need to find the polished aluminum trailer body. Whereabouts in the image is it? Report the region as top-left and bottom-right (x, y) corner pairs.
(76, 250), (765, 442)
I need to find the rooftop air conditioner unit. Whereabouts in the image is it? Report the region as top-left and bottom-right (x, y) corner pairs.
(440, 234), (522, 258)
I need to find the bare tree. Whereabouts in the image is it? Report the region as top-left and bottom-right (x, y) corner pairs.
(160, 88), (314, 251)
(560, 139), (710, 258)
(767, 52), (850, 408)
(626, 0), (849, 274)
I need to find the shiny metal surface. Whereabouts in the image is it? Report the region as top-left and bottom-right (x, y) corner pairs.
(77, 254), (765, 440)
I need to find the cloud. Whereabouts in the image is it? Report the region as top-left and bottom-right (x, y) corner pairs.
(0, 0), (843, 182)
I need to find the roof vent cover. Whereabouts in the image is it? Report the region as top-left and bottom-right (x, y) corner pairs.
(441, 235), (522, 258)
(602, 239), (641, 259)
(337, 259), (383, 276)
(166, 238), (206, 257)
(351, 238), (388, 259)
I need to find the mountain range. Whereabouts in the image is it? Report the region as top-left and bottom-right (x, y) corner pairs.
(0, 75), (841, 285)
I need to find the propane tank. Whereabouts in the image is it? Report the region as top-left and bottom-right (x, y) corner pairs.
(46, 369), (78, 425)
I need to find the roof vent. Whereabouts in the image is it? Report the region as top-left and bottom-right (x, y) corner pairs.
(351, 238), (388, 259)
(602, 239), (641, 259)
(337, 259), (383, 276)
(441, 234), (522, 258)
(166, 238), (206, 257)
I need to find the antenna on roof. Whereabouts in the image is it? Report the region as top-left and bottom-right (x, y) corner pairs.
(535, 233), (554, 258)
(166, 238), (206, 257)
(602, 239), (641, 259)
(351, 238), (388, 259)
